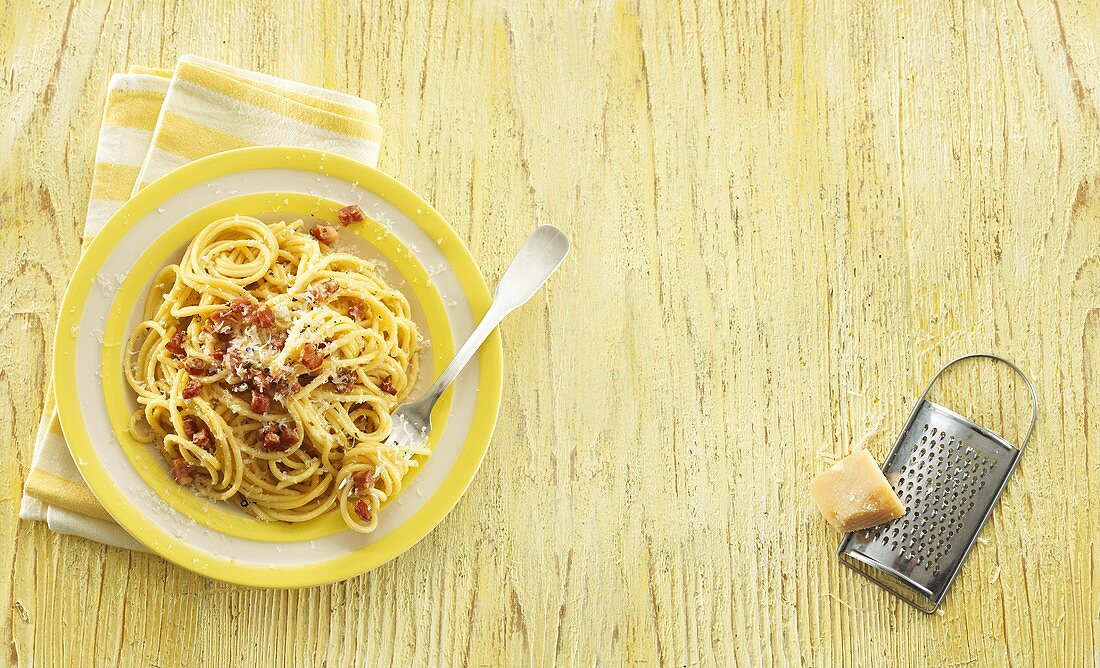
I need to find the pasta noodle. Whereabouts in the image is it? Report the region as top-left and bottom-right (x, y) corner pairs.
(124, 213), (423, 533)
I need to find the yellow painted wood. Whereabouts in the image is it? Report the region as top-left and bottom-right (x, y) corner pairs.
(2, 0), (1098, 664)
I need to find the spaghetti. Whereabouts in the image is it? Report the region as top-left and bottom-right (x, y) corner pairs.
(124, 212), (423, 533)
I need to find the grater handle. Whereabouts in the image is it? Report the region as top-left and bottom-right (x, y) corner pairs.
(919, 353), (1039, 451)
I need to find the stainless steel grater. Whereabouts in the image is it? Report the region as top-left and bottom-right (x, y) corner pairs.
(837, 354), (1038, 613)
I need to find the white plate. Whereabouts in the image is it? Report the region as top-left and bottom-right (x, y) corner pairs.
(54, 147), (503, 586)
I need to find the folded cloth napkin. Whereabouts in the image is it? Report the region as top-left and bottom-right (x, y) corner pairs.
(20, 55), (383, 550)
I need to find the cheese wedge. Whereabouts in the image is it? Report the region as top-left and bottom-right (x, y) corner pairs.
(811, 449), (905, 532)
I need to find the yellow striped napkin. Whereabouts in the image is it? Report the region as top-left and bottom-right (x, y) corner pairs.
(20, 55), (383, 550)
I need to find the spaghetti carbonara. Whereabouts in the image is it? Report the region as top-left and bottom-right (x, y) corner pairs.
(124, 211), (423, 533)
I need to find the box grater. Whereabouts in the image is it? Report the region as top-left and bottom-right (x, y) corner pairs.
(837, 353), (1038, 613)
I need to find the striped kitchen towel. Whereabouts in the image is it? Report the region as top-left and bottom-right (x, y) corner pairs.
(20, 55), (383, 550)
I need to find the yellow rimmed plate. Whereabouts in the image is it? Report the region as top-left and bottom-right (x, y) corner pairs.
(53, 147), (503, 587)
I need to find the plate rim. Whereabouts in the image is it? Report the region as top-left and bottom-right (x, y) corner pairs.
(53, 146), (504, 587)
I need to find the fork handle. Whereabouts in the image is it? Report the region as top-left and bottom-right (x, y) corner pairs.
(419, 225), (569, 409)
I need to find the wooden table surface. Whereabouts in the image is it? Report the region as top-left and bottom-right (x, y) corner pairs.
(3, 0), (1098, 665)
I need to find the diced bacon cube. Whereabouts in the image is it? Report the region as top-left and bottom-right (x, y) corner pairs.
(331, 368), (357, 393)
(250, 391), (270, 414)
(353, 499), (373, 522)
(301, 343), (324, 370)
(184, 357), (213, 376)
(336, 204), (365, 225)
(272, 373), (301, 398)
(280, 425), (300, 449)
(310, 224), (339, 245)
(250, 373), (273, 394)
(165, 331), (187, 357)
(307, 281), (339, 302)
(346, 298), (365, 321)
(262, 429), (281, 451)
(171, 458), (198, 485)
(229, 299), (251, 317)
(259, 422), (299, 452)
(192, 428), (212, 451)
(352, 469), (376, 493)
(223, 347), (244, 376)
(206, 320), (233, 337)
(244, 304), (275, 328)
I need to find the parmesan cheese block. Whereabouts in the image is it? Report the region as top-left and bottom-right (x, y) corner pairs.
(811, 449), (905, 532)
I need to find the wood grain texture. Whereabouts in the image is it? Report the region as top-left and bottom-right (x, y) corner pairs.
(2, 0), (1098, 665)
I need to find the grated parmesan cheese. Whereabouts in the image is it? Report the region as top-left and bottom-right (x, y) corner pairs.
(94, 270), (129, 295)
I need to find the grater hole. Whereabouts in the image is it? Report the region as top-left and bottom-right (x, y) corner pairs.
(889, 435), (988, 570)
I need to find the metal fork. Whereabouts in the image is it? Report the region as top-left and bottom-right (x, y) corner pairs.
(344, 225), (569, 476)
